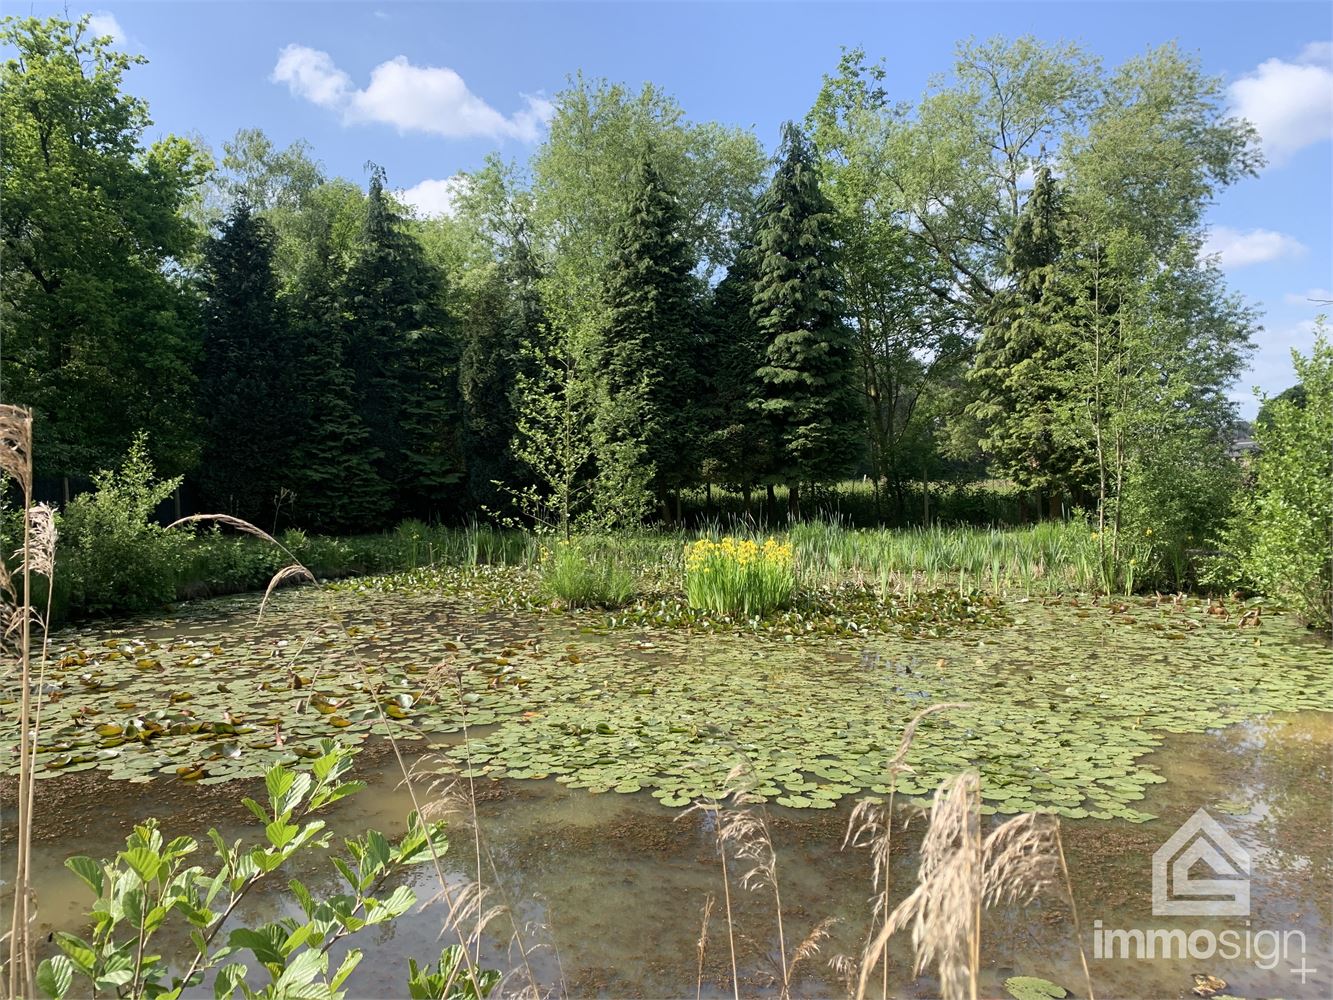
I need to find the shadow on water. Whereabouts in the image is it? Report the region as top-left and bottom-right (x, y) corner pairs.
(5, 710), (1330, 999)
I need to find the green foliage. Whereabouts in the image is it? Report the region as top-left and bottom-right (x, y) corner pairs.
(1231, 326), (1333, 627)
(343, 166), (462, 521)
(60, 435), (185, 616)
(808, 49), (971, 521)
(683, 536), (795, 617)
(751, 123), (862, 505)
(593, 155), (700, 524)
(36, 741), (461, 1000)
(968, 167), (1092, 499)
(531, 74), (764, 349)
(0, 14), (210, 478)
(510, 332), (598, 537)
(537, 537), (637, 609)
(198, 202), (300, 525)
(283, 219), (389, 533)
(407, 947), (501, 999)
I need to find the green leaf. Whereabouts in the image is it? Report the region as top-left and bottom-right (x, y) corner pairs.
(265, 766), (295, 813)
(213, 962), (248, 1000)
(265, 820), (298, 849)
(119, 846), (162, 882)
(65, 856), (104, 896)
(365, 885), (415, 925)
(329, 950), (363, 992)
(1004, 976), (1069, 1000)
(54, 932), (98, 976)
(37, 955), (74, 1000)
(274, 948), (326, 991)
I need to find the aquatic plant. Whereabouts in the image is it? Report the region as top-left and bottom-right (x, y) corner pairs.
(32, 741), (502, 1000)
(537, 536), (637, 609)
(685, 536), (795, 617)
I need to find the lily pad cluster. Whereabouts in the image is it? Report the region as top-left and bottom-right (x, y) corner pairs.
(3, 571), (1328, 824)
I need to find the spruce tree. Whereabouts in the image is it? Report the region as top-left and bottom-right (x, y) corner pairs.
(459, 232), (542, 510)
(285, 226), (389, 532)
(594, 154), (699, 524)
(699, 246), (773, 512)
(967, 166), (1091, 502)
(750, 123), (861, 515)
(342, 166), (461, 521)
(197, 201), (298, 524)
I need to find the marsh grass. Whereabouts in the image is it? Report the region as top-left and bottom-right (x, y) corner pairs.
(537, 536), (638, 609)
(1, 404), (44, 998)
(686, 761), (836, 1000)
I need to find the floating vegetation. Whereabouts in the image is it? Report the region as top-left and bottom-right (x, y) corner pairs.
(3, 569), (1328, 825)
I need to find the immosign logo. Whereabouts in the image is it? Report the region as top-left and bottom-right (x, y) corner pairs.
(1152, 808), (1250, 916)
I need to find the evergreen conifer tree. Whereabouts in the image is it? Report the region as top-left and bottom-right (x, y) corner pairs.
(197, 201), (298, 524)
(285, 225), (389, 532)
(967, 166), (1091, 502)
(342, 166), (461, 520)
(699, 246), (773, 512)
(593, 154), (699, 523)
(750, 123), (861, 515)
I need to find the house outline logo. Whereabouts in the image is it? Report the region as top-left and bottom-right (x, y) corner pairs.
(1152, 807), (1251, 916)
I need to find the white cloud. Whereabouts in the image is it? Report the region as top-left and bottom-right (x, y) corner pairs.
(398, 175), (471, 218)
(1298, 41), (1332, 66)
(272, 45), (551, 142)
(1201, 226), (1307, 269)
(272, 44), (353, 109)
(1284, 288), (1333, 305)
(1230, 42), (1333, 166)
(87, 12), (126, 44)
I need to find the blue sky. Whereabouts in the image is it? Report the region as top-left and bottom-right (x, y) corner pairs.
(40, 1), (1333, 417)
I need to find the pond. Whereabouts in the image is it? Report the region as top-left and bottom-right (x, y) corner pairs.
(3, 575), (1330, 997)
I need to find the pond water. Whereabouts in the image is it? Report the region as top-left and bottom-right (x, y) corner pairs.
(3, 578), (1330, 997)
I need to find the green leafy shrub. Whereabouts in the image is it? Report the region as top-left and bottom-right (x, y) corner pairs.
(1230, 325), (1332, 627)
(684, 536), (795, 617)
(60, 434), (186, 616)
(407, 947), (501, 999)
(35, 741), (497, 1000)
(537, 536), (637, 608)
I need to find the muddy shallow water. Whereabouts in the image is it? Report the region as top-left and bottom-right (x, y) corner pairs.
(3, 582), (1331, 998)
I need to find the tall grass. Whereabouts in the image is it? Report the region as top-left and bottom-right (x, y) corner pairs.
(1, 405), (54, 998)
(537, 536), (638, 609)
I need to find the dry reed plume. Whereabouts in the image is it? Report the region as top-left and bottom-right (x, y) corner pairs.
(840, 702), (968, 1000)
(857, 771), (1059, 1000)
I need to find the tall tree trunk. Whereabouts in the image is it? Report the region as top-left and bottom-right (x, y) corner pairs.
(788, 481), (800, 520)
(766, 483), (776, 523)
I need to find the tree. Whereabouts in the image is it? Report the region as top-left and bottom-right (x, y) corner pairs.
(698, 247), (773, 513)
(284, 224), (389, 533)
(594, 155), (700, 524)
(966, 167), (1091, 504)
(341, 166), (460, 521)
(197, 202), (299, 524)
(809, 49), (971, 520)
(750, 123), (861, 516)
(0, 14), (210, 479)
(1231, 323), (1332, 628)
(219, 128), (325, 214)
(532, 75), (764, 354)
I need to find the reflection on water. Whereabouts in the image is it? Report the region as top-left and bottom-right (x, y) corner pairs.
(5, 711), (1329, 998)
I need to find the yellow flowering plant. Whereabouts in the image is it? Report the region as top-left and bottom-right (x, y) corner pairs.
(683, 536), (795, 617)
